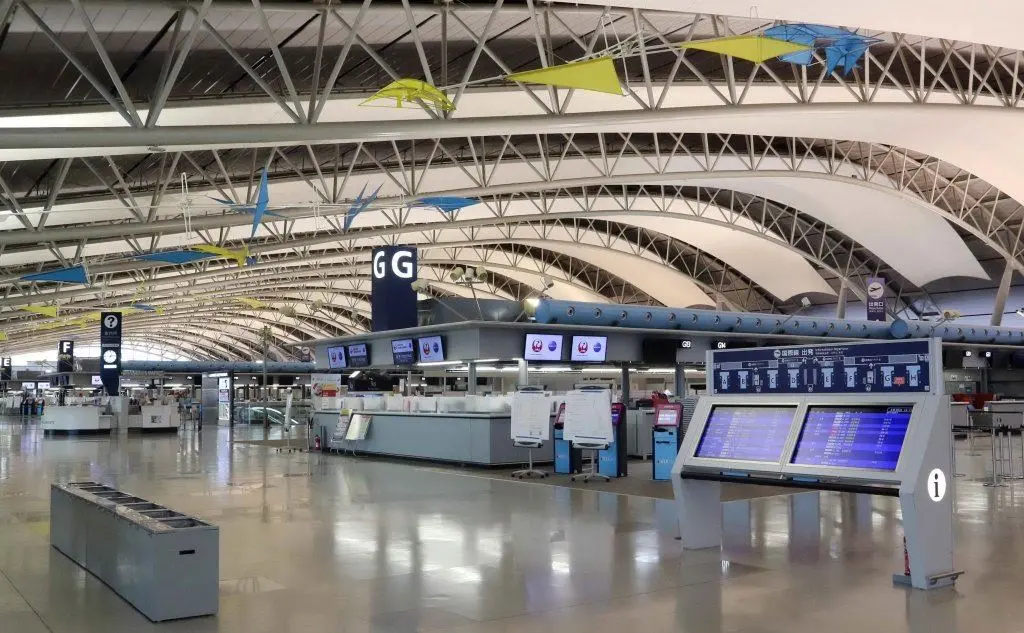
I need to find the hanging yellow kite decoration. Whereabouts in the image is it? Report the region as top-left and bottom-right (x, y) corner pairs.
(22, 305), (58, 318)
(506, 56), (624, 96)
(192, 244), (250, 267)
(362, 79), (455, 111)
(678, 35), (812, 64)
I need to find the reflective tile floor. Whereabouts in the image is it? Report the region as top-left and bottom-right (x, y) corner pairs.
(0, 419), (1020, 632)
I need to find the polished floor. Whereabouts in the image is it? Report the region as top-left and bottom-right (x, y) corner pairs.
(0, 420), (1019, 632)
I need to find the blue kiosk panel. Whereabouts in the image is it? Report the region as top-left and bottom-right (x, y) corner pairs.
(652, 403), (683, 480)
(598, 403), (627, 478)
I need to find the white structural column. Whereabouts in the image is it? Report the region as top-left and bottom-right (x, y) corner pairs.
(990, 260), (1015, 326)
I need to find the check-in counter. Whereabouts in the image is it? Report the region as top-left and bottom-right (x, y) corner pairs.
(987, 400), (1024, 430)
(318, 411), (546, 466)
(950, 401), (971, 430)
(42, 407), (113, 435)
(129, 404), (181, 432)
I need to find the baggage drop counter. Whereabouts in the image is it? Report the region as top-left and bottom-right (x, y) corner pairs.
(323, 411), (545, 466)
(672, 338), (962, 591)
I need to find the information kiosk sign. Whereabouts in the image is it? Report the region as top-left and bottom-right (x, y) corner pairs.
(672, 338), (958, 591)
(709, 339), (935, 395)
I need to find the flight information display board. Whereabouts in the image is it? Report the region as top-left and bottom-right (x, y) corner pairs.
(694, 405), (796, 462)
(790, 405), (912, 471)
(710, 340), (931, 395)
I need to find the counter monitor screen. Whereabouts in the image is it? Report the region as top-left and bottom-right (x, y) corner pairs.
(391, 339), (415, 365)
(571, 335), (607, 362)
(91, 375), (102, 386)
(347, 344), (369, 367)
(417, 336), (445, 362)
(694, 405), (796, 462)
(525, 334), (563, 361)
(655, 407), (680, 427)
(327, 345), (347, 369)
(790, 405), (912, 471)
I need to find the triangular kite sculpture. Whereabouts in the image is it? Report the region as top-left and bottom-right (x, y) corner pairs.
(679, 35), (811, 63)
(191, 245), (251, 267)
(235, 298), (267, 309)
(345, 184), (382, 231)
(19, 264), (89, 285)
(137, 250), (217, 265)
(506, 57), (624, 95)
(413, 196), (479, 213)
(209, 169), (282, 239)
(362, 79), (455, 111)
(763, 24), (880, 74)
(22, 305), (58, 318)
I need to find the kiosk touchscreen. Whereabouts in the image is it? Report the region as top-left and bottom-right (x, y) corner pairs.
(693, 405), (795, 464)
(652, 403), (683, 481)
(790, 405), (912, 471)
(552, 403), (581, 474)
(598, 402), (628, 478)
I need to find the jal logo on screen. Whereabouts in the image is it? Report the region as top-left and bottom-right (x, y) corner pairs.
(531, 339), (544, 353)
(577, 340), (588, 355)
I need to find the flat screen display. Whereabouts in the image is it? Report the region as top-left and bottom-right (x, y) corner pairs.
(327, 345), (347, 369)
(391, 339), (415, 365)
(694, 405), (796, 462)
(417, 336), (445, 362)
(347, 344), (369, 367)
(525, 333), (563, 361)
(571, 335), (607, 362)
(91, 375), (102, 386)
(790, 405), (912, 471)
(655, 407), (680, 427)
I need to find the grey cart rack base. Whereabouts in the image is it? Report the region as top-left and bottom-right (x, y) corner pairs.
(50, 482), (219, 622)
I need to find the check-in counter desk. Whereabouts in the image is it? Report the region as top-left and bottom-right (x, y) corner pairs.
(42, 407), (113, 435)
(317, 411), (546, 466)
(987, 400), (1024, 430)
(128, 404), (181, 432)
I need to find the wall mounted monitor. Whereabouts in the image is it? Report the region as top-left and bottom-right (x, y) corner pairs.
(789, 405), (912, 471)
(641, 338), (677, 364)
(525, 333), (564, 361)
(391, 339), (415, 365)
(327, 345), (347, 369)
(91, 375), (102, 386)
(570, 335), (608, 362)
(694, 405), (796, 462)
(346, 343), (370, 367)
(417, 336), (445, 362)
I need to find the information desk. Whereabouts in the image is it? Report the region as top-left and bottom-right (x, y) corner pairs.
(672, 393), (957, 590)
(317, 412), (548, 466)
(128, 404), (181, 433)
(42, 407), (113, 435)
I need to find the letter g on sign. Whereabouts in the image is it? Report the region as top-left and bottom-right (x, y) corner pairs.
(372, 250), (386, 279)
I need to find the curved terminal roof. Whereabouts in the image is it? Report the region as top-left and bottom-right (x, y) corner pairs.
(0, 0), (1017, 358)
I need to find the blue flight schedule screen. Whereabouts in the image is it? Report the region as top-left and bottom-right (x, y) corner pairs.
(695, 406), (796, 462)
(790, 406), (912, 471)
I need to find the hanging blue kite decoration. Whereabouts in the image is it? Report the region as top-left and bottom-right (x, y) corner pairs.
(136, 250), (217, 265)
(413, 196), (479, 213)
(209, 169), (284, 239)
(344, 184), (382, 231)
(19, 264), (89, 285)
(763, 24), (880, 75)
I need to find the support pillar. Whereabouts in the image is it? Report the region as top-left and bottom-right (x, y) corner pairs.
(517, 358), (528, 387)
(675, 363), (687, 398)
(621, 366), (631, 405)
(467, 362), (477, 395)
(835, 281), (849, 319)
(991, 259), (1015, 326)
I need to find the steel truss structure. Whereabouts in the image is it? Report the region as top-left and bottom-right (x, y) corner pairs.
(0, 0), (1021, 358)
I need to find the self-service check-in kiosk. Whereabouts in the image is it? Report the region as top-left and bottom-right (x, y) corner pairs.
(671, 338), (961, 591)
(598, 402), (628, 478)
(652, 403), (683, 481)
(553, 403), (582, 474)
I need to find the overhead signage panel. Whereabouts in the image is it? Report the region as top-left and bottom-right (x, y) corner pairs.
(710, 339), (932, 395)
